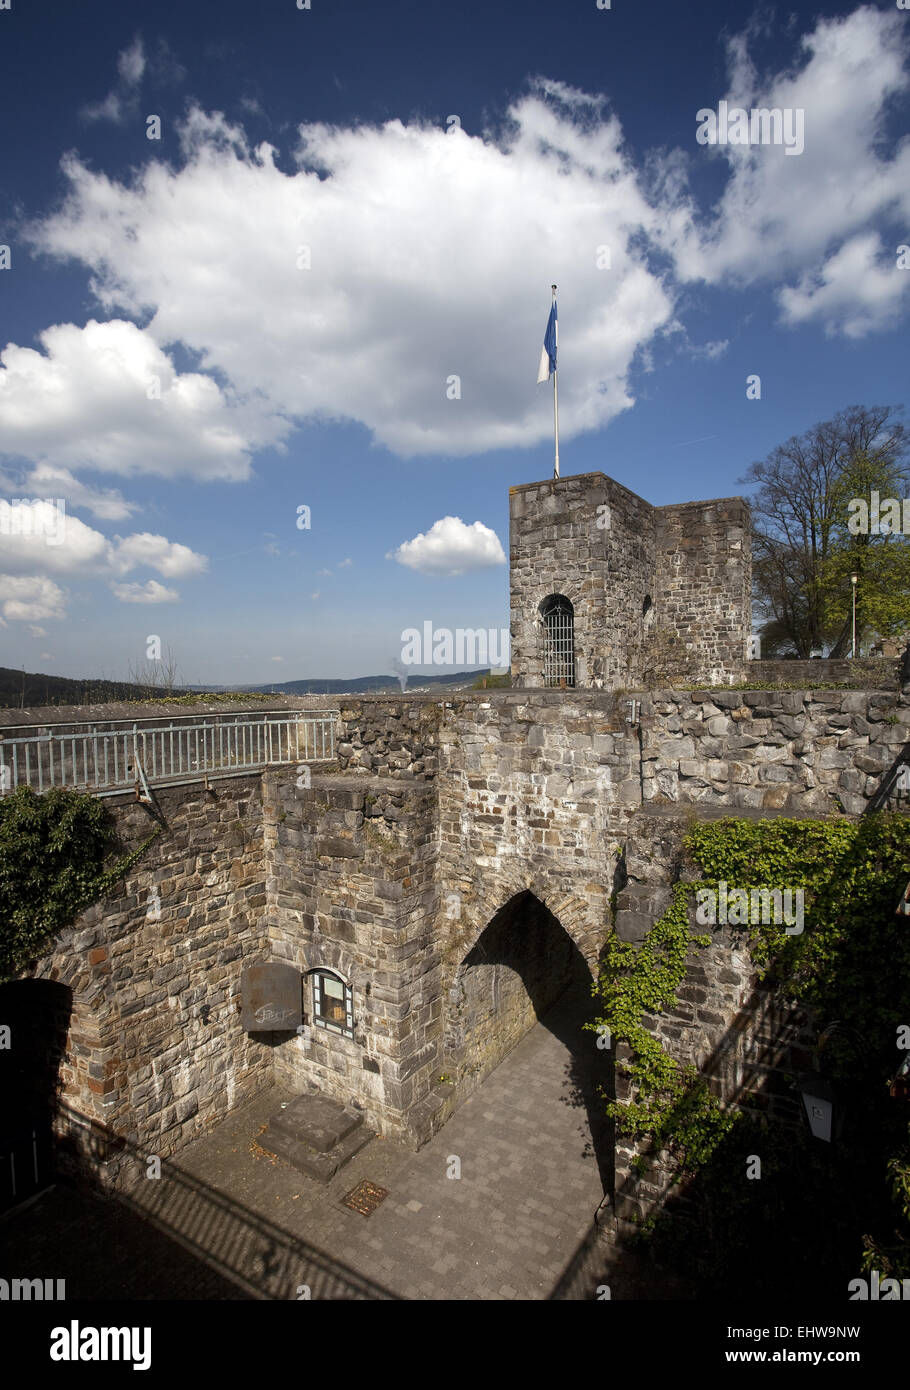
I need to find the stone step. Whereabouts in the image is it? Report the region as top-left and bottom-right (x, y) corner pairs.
(262, 1122), (374, 1184)
(267, 1093), (364, 1152)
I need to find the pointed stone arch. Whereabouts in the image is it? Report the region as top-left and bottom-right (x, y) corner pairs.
(441, 887), (597, 1101)
(442, 865), (604, 978)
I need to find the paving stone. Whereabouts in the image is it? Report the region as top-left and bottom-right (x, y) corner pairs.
(5, 983), (679, 1299)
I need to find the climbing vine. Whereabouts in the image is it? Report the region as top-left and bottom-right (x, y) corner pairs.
(589, 881), (738, 1171)
(0, 786), (160, 981)
(592, 813), (910, 1290)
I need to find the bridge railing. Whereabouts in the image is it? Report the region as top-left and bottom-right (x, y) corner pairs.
(0, 710), (337, 798)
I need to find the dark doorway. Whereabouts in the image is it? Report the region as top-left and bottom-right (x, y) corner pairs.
(0, 979), (72, 1214)
(445, 892), (612, 1190)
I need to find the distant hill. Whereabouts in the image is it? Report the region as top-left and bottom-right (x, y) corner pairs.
(0, 665), (505, 709)
(244, 670), (496, 695)
(0, 666), (178, 709)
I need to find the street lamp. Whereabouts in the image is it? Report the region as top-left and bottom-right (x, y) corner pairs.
(798, 1070), (838, 1142)
(850, 573), (858, 658)
(797, 1020), (863, 1143)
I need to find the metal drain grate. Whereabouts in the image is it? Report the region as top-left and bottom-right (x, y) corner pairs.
(341, 1180), (389, 1217)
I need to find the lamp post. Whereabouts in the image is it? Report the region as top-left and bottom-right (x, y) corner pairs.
(850, 573), (858, 658)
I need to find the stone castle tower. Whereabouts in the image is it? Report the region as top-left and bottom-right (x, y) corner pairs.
(509, 471), (751, 690)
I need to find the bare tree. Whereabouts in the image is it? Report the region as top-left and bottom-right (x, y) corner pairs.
(127, 645), (183, 699)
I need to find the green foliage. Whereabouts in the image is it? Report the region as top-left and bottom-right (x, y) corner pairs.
(593, 814), (910, 1290)
(689, 816), (910, 1047)
(861, 1136), (910, 1278)
(822, 448), (910, 647)
(0, 786), (159, 981)
(588, 882), (736, 1172)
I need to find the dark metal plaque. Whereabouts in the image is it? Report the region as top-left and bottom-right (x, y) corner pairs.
(241, 963), (302, 1032)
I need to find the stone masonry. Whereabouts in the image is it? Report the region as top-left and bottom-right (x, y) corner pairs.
(8, 676), (907, 1220)
(509, 472), (751, 691)
(4, 470), (909, 1234)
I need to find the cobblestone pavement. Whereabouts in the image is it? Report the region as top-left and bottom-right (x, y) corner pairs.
(3, 984), (669, 1300)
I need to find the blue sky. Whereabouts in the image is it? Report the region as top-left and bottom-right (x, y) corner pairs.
(1, 0), (908, 684)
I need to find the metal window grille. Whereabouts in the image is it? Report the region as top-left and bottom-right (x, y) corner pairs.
(312, 971), (354, 1038)
(542, 597), (575, 687)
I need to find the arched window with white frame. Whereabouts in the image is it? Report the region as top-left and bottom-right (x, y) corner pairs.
(310, 968), (354, 1038)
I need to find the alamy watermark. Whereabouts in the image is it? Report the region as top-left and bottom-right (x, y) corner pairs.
(847, 1270), (910, 1300)
(400, 623), (510, 668)
(50, 1322), (151, 1370)
(0, 498), (66, 547)
(696, 101), (804, 156)
(696, 881), (804, 934)
(847, 492), (910, 535)
(1, 1277), (65, 1300)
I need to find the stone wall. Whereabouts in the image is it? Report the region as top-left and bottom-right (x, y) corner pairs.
(641, 687), (910, 815)
(608, 809), (817, 1234)
(8, 682), (909, 1216)
(442, 891), (576, 1099)
(509, 472), (750, 692)
(509, 472), (636, 690)
(334, 698), (441, 779)
(266, 771), (443, 1143)
(748, 657), (900, 688)
(650, 497), (751, 688)
(19, 775), (273, 1190)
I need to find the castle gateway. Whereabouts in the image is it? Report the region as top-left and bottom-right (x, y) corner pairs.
(8, 467), (906, 1249)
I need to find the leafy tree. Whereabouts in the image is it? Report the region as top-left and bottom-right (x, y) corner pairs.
(742, 405), (909, 656)
(822, 450), (910, 655)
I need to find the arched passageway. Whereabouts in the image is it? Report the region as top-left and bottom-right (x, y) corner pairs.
(444, 891), (612, 1189)
(0, 979), (72, 1212)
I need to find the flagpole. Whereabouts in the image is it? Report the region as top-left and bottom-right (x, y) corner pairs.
(551, 284), (559, 479)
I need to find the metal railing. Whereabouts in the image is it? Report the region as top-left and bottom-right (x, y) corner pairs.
(0, 711), (337, 798)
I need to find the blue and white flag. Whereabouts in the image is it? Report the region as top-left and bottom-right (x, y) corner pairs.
(536, 299), (558, 384)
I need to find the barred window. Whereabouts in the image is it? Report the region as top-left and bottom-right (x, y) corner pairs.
(311, 970), (354, 1038)
(540, 594), (575, 688)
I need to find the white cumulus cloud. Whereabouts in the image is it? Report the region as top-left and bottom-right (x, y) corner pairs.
(388, 516), (506, 576)
(110, 579), (179, 604)
(8, 8), (908, 486)
(0, 319), (276, 480)
(108, 532), (208, 578)
(0, 500), (207, 621)
(777, 232), (910, 337)
(0, 575), (67, 623)
(26, 84), (675, 458)
(20, 462), (139, 521)
(663, 6), (910, 328)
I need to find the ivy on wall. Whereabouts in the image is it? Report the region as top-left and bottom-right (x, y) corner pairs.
(0, 786), (160, 982)
(592, 813), (910, 1291)
(589, 881), (738, 1171)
